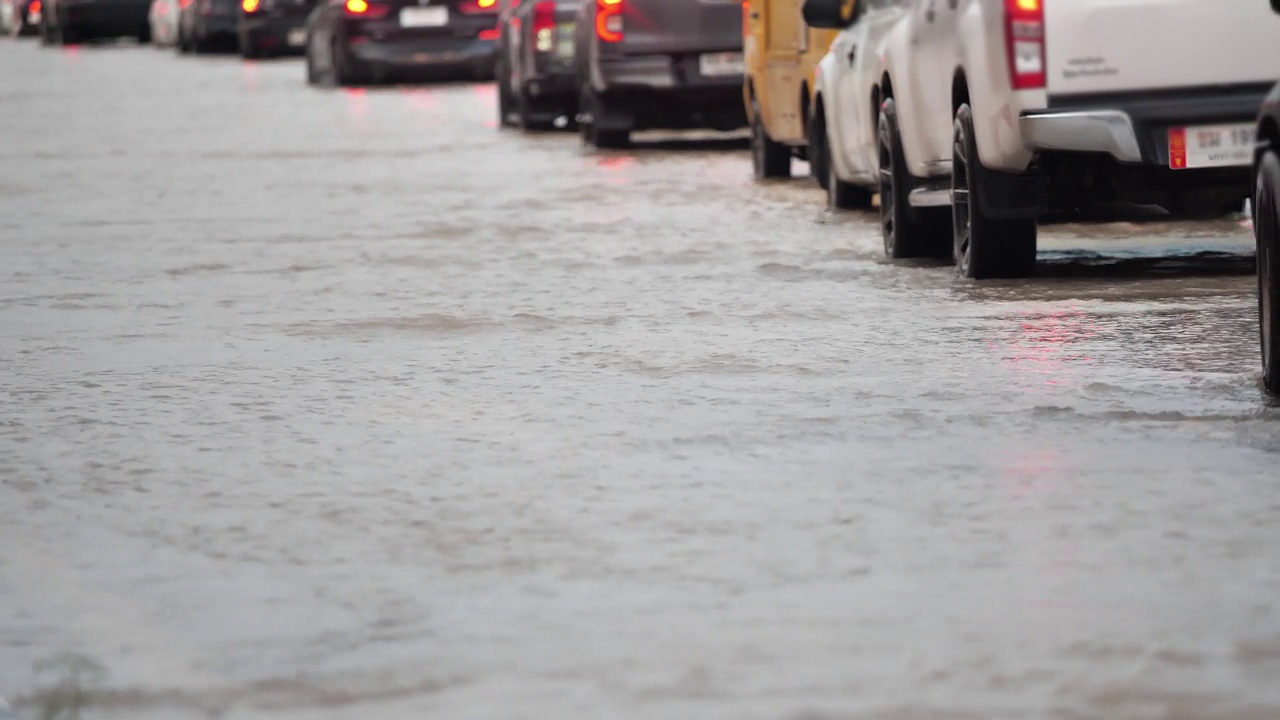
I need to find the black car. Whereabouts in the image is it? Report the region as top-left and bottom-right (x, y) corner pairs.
(496, 0), (578, 130)
(40, 0), (151, 43)
(177, 0), (237, 51)
(1255, 0), (1280, 393)
(572, 0), (745, 148)
(305, 0), (500, 86)
(239, 0), (314, 57)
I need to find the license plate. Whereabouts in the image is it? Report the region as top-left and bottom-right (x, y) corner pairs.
(287, 28), (306, 46)
(698, 52), (744, 78)
(399, 6), (447, 27)
(1168, 123), (1255, 170)
(556, 22), (573, 57)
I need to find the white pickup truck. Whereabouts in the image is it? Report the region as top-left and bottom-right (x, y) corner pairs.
(806, 0), (1280, 278)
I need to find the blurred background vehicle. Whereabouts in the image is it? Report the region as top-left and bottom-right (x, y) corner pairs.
(573, 0), (747, 149)
(806, 0), (904, 212)
(496, 0), (579, 130)
(40, 0), (152, 44)
(148, 0), (181, 46)
(2, 0), (42, 36)
(1255, 0), (1280, 393)
(238, 0), (314, 58)
(305, 0), (500, 87)
(177, 0), (239, 52)
(744, 0), (840, 181)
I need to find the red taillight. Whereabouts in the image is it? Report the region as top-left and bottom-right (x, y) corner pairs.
(29, 0), (40, 13)
(179, 0), (191, 7)
(532, 0), (554, 51)
(1005, 0), (1045, 90)
(344, 0), (390, 17)
(241, 0), (258, 11)
(478, 26), (499, 40)
(458, 0), (497, 14)
(595, 0), (621, 42)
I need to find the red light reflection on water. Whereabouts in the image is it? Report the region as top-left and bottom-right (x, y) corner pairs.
(345, 87), (369, 129)
(594, 156), (635, 186)
(990, 308), (1097, 390)
(241, 62), (259, 93)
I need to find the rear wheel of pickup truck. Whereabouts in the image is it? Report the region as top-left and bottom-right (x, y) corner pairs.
(878, 98), (948, 259)
(1257, 149), (1280, 393)
(579, 82), (629, 150)
(751, 99), (790, 180)
(952, 103), (1037, 279)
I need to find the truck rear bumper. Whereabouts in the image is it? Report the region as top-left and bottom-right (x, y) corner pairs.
(593, 54), (745, 131)
(1019, 84), (1272, 166)
(1020, 110), (1143, 163)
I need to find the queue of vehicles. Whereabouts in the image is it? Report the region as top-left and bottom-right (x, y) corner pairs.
(8, 0), (1280, 391)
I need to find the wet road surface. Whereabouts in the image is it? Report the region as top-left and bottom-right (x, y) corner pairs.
(2, 39), (1280, 720)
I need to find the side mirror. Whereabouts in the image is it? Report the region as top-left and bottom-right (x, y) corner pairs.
(802, 0), (857, 29)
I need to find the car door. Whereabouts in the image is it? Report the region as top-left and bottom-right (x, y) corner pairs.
(827, 0), (900, 180)
(904, 0), (959, 170)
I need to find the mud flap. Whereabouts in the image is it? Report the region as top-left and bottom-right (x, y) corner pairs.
(976, 165), (1046, 221)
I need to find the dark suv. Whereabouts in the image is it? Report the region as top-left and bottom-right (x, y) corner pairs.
(239, 0), (314, 57)
(40, 0), (151, 43)
(496, 0), (580, 130)
(572, 0), (745, 148)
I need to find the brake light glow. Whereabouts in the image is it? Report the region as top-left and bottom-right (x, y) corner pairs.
(28, 0), (40, 14)
(346, 0), (367, 11)
(595, 0), (621, 42)
(479, 27), (499, 40)
(242, 0), (258, 11)
(458, 0), (498, 13)
(1005, 0), (1045, 90)
(533, 0), (554, 51)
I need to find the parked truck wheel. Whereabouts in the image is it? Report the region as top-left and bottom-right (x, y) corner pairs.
(951, 103), (1037, 279)
(579, 82), (628, 149)
(751, 99), (790, 179)
(1257, 149), (1280, 393)
(878, 97), (948, 259)
(497, 60), (517, 128)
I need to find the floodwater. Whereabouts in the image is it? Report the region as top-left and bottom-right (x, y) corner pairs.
(2, 39), (1280, 720)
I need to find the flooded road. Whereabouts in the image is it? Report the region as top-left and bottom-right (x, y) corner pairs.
(3, 39), (1280, 720)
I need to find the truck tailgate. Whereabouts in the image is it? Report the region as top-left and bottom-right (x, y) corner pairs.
(1044, 0), (1280, 97)
(618, 0), (742, 55)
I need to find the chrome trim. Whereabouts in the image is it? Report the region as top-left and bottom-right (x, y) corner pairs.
(1019, 110), (1143, 163)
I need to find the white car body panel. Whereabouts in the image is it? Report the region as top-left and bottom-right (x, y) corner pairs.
(883, 0), (1280, 177)
(816, 0), (909, 188)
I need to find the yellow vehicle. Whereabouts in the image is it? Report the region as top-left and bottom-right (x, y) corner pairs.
(743, 0), (850, 180)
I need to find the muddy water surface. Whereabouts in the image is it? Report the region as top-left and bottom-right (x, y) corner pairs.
(2, 39), (1280, 720)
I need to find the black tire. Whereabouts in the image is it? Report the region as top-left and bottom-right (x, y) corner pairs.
(332, 36), (363, 87)
(239, 32), (259, 59)
(1257, 149), (1280, 393)
(137, 22), (151, 43)
(58, 17), (78, 44)
(952, 103), (1037, 279)
(814, 109), (872, 210)
(809, 103), (829, 190)
(39, 13), (55, 44)
(751, 99), (790, 179)
(305, 40), (320, 85)
(518, 87), (557, 132)
(497, 60), (517, 128)
(579, 81), (629, 149)
(877, 97), (949, 259)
